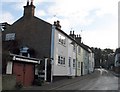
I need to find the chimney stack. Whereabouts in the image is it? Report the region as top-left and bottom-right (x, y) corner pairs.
(23, 0), (35, 17)
(75, 34), (81, 44)
(69, 30), (75, 39)
(53, 20), (61, 29)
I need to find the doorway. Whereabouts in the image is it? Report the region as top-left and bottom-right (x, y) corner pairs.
(81, 62), (83, 76)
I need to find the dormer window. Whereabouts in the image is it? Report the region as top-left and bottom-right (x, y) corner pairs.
(20, 47), (30, 57)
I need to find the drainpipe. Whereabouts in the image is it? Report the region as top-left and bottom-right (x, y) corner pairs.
(50, 25), (55, 82)
(75, 44), (78, 76)
(45, 58), (48, 81)
(50, 58), (54, 82)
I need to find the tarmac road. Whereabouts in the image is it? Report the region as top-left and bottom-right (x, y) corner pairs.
(23, 68), (119, 91)
(51, 69), (119, 90)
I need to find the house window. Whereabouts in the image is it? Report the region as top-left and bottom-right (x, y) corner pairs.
(85, 65), (87, 69)
(58, 56), (61, 64)
(73, 59), (76, 67)
(5, 33), (15, 41)
(73, 45), (76, 52)
(62, 57), (65, 64)
(20, 47), (30, 57)
(69, 57), (71, 67)
(78, 47), (81, 54)
(58, 55), (65, 65)
(58, 34), (66, 46)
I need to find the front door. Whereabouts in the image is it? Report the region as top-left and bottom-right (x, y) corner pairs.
(81, 62), (83, 76)
(47, 60), (51, 82)
(69, 57), (72, 76)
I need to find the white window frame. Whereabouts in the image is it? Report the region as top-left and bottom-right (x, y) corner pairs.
(58, 55), (65, 65)
(58, 34), (66, 46)
(5, 33), (15, 41)
(73, 59), (76, 68)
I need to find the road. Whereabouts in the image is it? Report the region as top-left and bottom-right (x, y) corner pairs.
(23, 69), (119, 91)
(51, 69), (118, 90)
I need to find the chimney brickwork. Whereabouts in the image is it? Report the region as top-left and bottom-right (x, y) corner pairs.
(23, 0), (35, 17)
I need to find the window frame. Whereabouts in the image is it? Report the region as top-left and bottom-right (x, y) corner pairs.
(73, 59), (76, 68)
(58, 55), (66, 65)
(5, 33), (15, 41)
(58, 34), (66, 46)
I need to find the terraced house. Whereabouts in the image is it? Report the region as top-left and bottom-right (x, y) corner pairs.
(2, 1), (94, 87)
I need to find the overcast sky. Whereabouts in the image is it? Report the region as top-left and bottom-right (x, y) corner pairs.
(0, 0), (119, 49)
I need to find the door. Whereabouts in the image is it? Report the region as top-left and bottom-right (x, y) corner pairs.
(13, 62), (34, 86)
(24, 64), (34, 86)
(13, 62), (24, 84)
(69, 57), (72, 76)
(47, 60), (51, 82)
(81, 62), (83, 76)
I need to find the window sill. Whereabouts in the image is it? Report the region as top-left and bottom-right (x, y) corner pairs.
(57, 64), (66, 67)
(58, 42), (66, 47)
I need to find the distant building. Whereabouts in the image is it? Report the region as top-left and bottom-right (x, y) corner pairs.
(115, 48), (120, 67)
(114, 48), (120, 74)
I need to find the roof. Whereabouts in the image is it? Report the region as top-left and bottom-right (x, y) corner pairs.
(55, 27), (91, 53)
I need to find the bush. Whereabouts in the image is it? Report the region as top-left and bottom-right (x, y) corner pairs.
(15, 81), (23, 89)
(33, 78), (43, 86)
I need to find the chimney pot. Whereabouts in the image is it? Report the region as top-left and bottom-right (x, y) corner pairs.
(77, 34), (78, 37)
(54, 21), (57, 26)
(57, 20), (60, 24)
(56, 20), (61, 29)
(31, 0), (33, 5)
(27, 0), (29, 5)
(73, 31), (74, 35)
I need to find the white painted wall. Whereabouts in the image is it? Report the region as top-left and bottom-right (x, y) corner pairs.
(82, 49), (89, 75)
(76, 45), (82, 76)
(89, 52), (94, 73)
(68, 39), (76, 76)
(52, 28), (77, 76)
(53, 29), (68, 76)
(6, 61), (13, 74)
(80, 48), (85, 75)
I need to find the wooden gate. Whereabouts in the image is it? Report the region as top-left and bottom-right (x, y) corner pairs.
(13, 62), (34, 86)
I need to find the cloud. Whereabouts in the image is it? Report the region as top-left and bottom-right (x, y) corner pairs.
(82, 27), (118, 49)
(35, 10), (46, 17)
(0, 11), (15, 24)
(45, 0), (118, 29)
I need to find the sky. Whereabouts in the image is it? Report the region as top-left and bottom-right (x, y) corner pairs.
(0, 0), (119, 49)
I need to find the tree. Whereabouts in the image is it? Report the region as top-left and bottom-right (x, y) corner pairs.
(91, 47), (114, 69)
